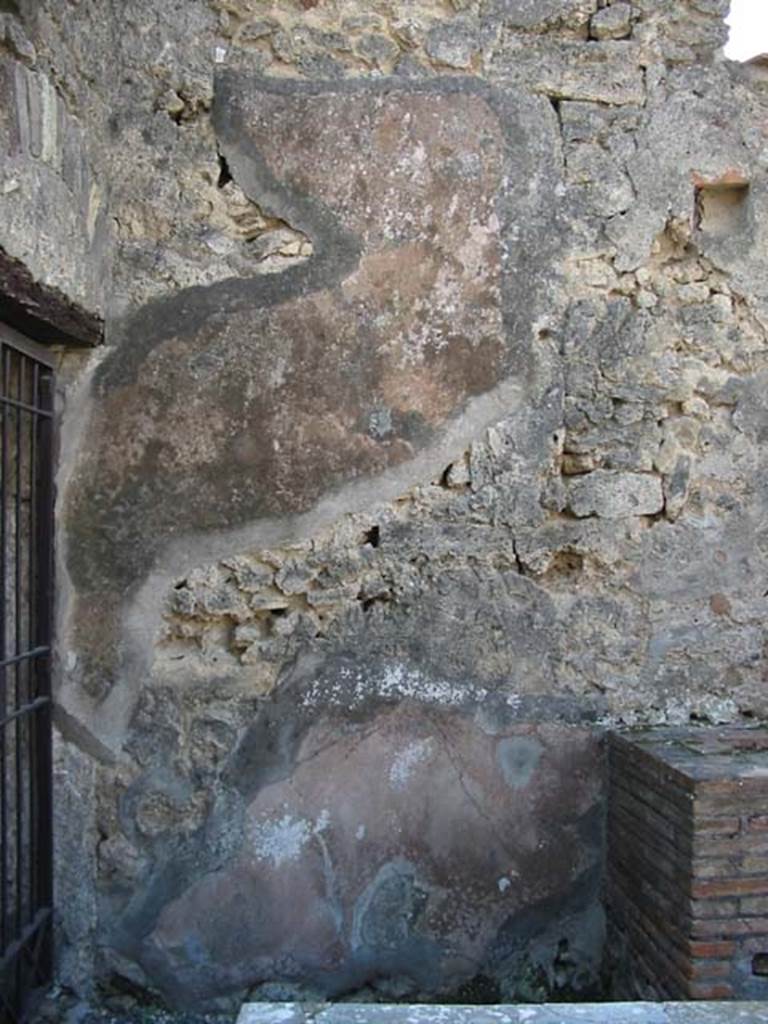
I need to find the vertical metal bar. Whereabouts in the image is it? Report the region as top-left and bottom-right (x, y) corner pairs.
(28, 363), (38, 935)
(0, 341), (7, 956)
(34, 368), (54, 990)
(14, 351), (24, 942)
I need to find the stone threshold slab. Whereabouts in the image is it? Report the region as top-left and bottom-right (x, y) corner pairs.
(237, 1004), (768, 1024)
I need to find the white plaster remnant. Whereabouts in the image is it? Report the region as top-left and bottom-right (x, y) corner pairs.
(249, 814), (311, 867)
(249, 808), (331, 868)
(389, 738), (433, 789)
(302, 662), (488, 709)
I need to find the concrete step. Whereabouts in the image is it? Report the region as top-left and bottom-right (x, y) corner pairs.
(237, 1004), (768, 1024)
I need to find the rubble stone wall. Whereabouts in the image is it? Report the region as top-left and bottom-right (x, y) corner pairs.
(4, 0), (768, 1011)
(0, 2), (112, 323)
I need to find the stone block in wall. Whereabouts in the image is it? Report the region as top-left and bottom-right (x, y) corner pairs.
(492, 40), (645, 106)
(487, 0), (597, 33)
(566, 470), (664, 519)
(590, 4), (633, 41)
(608, 728), (768, 1001)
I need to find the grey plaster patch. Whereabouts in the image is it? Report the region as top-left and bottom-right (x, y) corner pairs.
(351, 860), (429, 955)
(496, 737), (544, 789)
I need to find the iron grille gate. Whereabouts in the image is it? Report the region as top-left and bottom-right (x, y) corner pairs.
(0, 324), (54, 1024)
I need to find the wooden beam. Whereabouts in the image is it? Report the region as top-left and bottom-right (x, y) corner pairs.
(0, 244), (103, 347)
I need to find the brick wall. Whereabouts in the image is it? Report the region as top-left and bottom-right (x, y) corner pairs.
(609, 728), (768, 1000)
